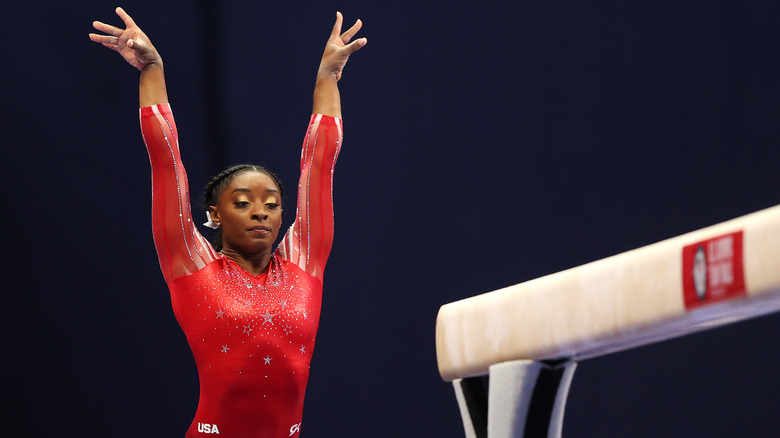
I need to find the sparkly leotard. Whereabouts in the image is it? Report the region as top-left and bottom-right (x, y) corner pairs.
(140, 104), (342, 437)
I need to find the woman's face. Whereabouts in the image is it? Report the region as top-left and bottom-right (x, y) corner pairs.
(211, 171), (283, 255)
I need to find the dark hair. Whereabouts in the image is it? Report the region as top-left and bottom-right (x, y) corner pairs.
(203, 164), (284, 252)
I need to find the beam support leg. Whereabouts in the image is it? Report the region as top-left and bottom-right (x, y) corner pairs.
(453, 360), (577, 438)
(453, 374), (489, 438)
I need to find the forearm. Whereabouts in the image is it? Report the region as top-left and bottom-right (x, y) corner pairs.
(312, 72), (341, 118)
(139, 61), (168, 108)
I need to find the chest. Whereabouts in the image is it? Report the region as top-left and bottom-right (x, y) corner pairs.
(169, 258), (323, 346)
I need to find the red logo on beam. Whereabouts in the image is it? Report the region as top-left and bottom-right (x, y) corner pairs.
(682, 231), (745, 310)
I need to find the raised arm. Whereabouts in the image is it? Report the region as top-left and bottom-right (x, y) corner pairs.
(312, 12), (367, 118)
(278, 13), (365, 279)
(90, 8), (216, 283)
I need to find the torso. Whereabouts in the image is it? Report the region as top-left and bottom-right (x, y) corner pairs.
(169, 254), (322, 437)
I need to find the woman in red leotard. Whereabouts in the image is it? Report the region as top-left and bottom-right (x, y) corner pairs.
(90, 7), (366, 437)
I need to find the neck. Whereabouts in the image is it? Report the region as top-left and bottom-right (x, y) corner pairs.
(219, 247), (273, 275)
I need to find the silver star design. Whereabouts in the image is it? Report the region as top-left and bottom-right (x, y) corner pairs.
(242, 298), (253, 307)
(263, 355), (272, 365)
(242, 325), (253, 335)
(260, 311), (276, 326)
(283, 325), (292, 335)
(279, 300), (288, 309)
(299, 345), (306, 354)
(302, 311), (308, 319)
(215, 309), (224, 319)
(221, 345), (230, 353)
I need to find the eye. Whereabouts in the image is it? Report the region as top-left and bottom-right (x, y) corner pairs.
(265, 202), (280, 209)
(234, 201), (250, 208)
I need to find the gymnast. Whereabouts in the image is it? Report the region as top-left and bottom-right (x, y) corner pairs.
(89, 7), (366, 437)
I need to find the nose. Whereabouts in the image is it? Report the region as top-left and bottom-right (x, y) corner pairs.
(251, 206), (269, 221)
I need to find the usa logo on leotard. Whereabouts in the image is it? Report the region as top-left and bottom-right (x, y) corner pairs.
(289, 422), (301, 436)
(197, 422), (220, 434)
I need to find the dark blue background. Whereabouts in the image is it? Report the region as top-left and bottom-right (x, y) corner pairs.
(4, 1), (780, 436)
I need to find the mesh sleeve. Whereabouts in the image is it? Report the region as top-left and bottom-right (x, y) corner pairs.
(276, 114), (343, 280)
(140, 104), (218, 283)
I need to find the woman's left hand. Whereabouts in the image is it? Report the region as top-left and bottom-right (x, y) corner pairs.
(318, 12), (367, 81)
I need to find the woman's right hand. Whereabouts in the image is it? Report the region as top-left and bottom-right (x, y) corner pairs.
(89, 7), (161, 70)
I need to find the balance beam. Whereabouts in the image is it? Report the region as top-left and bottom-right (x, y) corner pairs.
(435, 204), (780, 437)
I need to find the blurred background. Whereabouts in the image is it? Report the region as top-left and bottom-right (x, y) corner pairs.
(3, 1), (780, 436)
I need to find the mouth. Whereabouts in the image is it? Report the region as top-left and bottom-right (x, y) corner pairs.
(248, 226), (272, 235)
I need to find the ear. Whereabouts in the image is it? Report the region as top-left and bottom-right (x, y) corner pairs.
(209, 206), (220, 225)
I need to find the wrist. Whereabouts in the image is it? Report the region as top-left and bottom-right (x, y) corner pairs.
(139, 57), (169, 107)
(316, 68), (338, 83)
(142, 57), (164, 72)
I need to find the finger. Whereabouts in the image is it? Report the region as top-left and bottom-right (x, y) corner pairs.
(330, 11), (343, 38)
(115, 7), (137, 28)
(342, 37), (367, 55)
(340, 19), (362, 44)
(92, 20), (123, 37)
(127, 38), (148, 54)
(89, 33), (119, 45)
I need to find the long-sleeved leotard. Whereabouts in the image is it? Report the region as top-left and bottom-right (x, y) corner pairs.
(140, 104), (343, 438)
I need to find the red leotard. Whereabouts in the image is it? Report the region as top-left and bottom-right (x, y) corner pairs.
(140, 104), (342, 437)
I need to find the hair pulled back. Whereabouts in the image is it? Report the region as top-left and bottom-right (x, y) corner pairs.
(203, 164), (284, 252)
